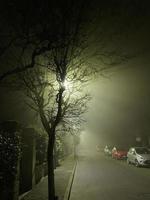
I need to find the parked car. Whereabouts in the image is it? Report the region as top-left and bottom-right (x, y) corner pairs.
(112, 147), (127, 159)
(127, 147), (150, 167)
(104, 146), (112, 156)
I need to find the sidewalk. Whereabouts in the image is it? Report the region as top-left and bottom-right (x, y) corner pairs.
(21, 155), (75, 200)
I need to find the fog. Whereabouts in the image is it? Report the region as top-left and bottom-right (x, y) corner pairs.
(1, 52), (150, 149)
(86, 52), (150, 149)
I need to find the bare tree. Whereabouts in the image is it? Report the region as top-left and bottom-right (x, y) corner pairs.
(0, 0), (58, 82)
(12, 58), (90, 198)
(0, 1), (90, 198)
(1, 1), (148, 199)
(0, 0), (148, 83)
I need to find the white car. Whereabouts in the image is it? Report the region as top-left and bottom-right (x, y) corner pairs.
(127, 147), (150, 167)
(104, 146), (112, 156)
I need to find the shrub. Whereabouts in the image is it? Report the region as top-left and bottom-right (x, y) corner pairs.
(0, 129), (21, 199)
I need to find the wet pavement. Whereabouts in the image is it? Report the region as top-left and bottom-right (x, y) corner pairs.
(70, 147), (150, 200)
(21, 155), (75, 200)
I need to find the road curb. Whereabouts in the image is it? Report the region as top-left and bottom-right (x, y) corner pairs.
(63, 159), (77, 200)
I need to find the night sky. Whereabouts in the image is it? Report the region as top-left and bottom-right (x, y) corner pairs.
(1, 0), (150, 146)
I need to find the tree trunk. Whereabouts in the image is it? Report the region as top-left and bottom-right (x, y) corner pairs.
(39, 108), (58, 199)
(47, 134), (55, 200)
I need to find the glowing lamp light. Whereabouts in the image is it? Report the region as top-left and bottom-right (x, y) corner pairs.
(64, 80), (71, 90)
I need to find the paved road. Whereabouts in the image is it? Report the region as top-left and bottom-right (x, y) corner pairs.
(70, 148), (150, 200)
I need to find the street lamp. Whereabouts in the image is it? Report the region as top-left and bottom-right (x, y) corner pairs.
(64, 80), (71, 91)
